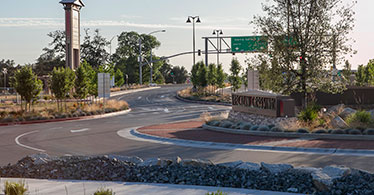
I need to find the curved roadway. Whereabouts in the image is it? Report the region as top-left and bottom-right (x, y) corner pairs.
(1, 84), (374, 172)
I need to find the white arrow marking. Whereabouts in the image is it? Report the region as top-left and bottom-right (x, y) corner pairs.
(70, 128), (90, 133)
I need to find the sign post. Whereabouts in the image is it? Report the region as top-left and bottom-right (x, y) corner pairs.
(98, 73), (111, 99)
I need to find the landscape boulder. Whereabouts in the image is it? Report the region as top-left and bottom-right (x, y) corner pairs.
(260, 162), (293, 174)
(311, 165), (351, 191)
(181, 159), (213, 167)
(339, 107), (357, 119)
(330, 116), (349, 129)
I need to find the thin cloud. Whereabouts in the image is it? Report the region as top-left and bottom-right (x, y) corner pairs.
(0, 18), (250, 31)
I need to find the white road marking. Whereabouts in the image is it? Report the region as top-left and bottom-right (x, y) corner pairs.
(161, 95), (165, 98)
(49, 127), (63, 130)
(138, 96), (142, 100)
(70, 128), (90, 133)
(208, 107), (214, 110)
(15, 131), (46, 152)
(146, 97), (151, 103)
(164, 108), (170, 113)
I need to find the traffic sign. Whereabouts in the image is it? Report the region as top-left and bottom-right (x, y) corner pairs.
(231, 36), (268, 53)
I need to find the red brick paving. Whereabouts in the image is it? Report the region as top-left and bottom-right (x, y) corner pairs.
(138, 121), (374, 150)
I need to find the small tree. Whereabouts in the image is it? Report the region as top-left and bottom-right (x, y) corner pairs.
(50, 67), (75, 112)
(342, 60), (352, 83)
(229, 58), (242, 92)
(74, 63), (90, 102)
(207, 63), (217, 94)
(114, 68), (124, 87)
(216, 64), (226, 94)
(355, 65), (367, 86)
(12, 66), (43, 112)
(190, 63), (200, 89)
(198, 62), (208, 92)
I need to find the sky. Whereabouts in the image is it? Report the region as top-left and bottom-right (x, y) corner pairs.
(0, 0), (373, 73)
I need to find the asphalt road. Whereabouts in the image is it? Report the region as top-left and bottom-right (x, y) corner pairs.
(1, 84), (374, 172)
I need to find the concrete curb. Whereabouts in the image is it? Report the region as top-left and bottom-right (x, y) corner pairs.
(203, 124), (374, 141)
(175, 94), (231, 106)
(0, 109), (131, 127)
(129, 127), (374, 157)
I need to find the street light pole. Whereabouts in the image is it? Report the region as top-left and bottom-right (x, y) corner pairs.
(139, 37), (143, 85)
(148, 30), (166, 85)
(186, 16), (201, 67)
(138, 30), (166, 86)
(2, 68), (7, 99)
(213, 29), (223, 66)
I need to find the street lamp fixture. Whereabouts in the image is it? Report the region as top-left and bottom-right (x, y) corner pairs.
(212, 29), (223, 66)
(186, 16), (201, 67)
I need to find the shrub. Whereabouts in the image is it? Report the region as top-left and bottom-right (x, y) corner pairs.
(241, 123), (252, 130)
(298, 103), (321, 123)
(364, 129), (374, 135)
(258, 126), (270, 131)
(250, 125), (259, 131)
(271, 127), (284, 132)
(349, 129), (362, 135)
(331, 129), (345, 134)
(219, 121), (233, 128)
(4, 180), (28, 195)
(297, 128), (309, 134)
(312, 129), (328, 134)
(206, 190), (227, 195)
(346, 110), (374, 130)
(94, 188), (115, 195)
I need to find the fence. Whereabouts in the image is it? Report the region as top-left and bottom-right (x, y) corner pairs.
(290, 86), (374, 106)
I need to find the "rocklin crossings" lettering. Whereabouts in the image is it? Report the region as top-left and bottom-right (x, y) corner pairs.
(232, 94), (276, 110)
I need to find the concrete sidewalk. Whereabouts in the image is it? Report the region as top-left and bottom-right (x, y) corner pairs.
(0, 178), (297, 195)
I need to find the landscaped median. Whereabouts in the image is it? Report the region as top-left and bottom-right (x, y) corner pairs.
(176, 87), (231, 106)
(1, 154), (373, 194)
(0, 99), (130, 126)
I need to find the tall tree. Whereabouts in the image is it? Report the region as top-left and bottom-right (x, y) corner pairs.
(81, 29), (110, 68)
(12, 66), (43, 112)
(229, 58), (242, 92)
(171, 66), (188, 84)
(253, 0), (356, 107)
(113, 31), (161, 84)
(34, 30), (66, 75)
(114, 68), (125, 87)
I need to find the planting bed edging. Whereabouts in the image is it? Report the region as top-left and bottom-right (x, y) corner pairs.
(0, 109), (131, 126)
(203, 124), (374, 141)
(175, 94), (231, 106)
(1, 154), (373, 194)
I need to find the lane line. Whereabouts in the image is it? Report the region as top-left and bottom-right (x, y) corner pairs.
(70, 128), (90, 133)
(15, 131), (46, 152)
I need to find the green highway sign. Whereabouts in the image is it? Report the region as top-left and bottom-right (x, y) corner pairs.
(231, 36), (268, 53)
